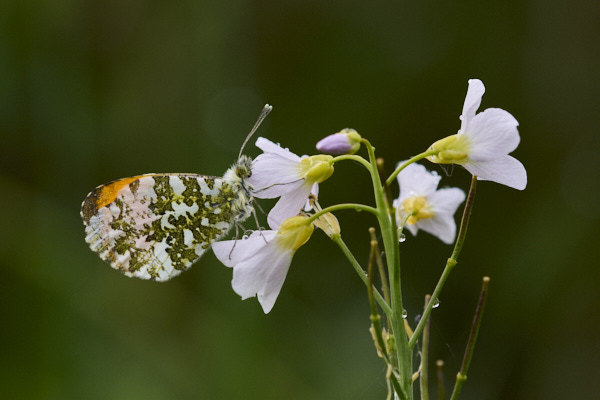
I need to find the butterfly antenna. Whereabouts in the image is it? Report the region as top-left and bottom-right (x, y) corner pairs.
(238, 104), (273, 160)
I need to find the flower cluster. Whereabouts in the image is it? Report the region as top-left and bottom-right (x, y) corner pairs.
(214, 79), (526, 314)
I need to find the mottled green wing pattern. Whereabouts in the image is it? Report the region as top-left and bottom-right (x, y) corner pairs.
(81, 174), (240, 281)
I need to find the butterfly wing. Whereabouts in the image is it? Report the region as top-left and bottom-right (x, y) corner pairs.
(81, 174), (238, 281)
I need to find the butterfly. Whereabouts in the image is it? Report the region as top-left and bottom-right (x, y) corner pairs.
(80, 105), (272, 281)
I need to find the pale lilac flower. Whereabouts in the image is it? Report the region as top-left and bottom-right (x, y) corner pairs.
(249, 137), (334, 229)
(393, 162), (465, 244)
(427, 79), (527, 190)
(212, 216), (314, 313)
(316, 128), (362, 154)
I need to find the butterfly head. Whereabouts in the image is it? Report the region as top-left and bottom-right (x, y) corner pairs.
(223, 154), (254, 199)
(235, 155), (253, 181)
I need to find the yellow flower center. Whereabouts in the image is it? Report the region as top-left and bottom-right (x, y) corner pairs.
(276, 216), (315, 251)
(299, 155), (335, 184)
(426, 134), (471, 164)
(401, 196), (435, 225)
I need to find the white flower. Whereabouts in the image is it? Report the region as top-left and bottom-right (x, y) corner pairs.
(212, 216), (314, 313)
(393, 162), (465, 244)
(427, 79), (527, 190)
(249, 137), (334, 229)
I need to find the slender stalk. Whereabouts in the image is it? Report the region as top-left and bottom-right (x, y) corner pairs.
(307, 203), (379, 224)
(367, 239), (402, 396)
(449, 277), (490, 400)
(409, 176), (477, 348)
(332, 235), (392, 317)
(436, 361), (446, 400)
(450, 175), (478, 261)
(420, 295), (432, 400)
(369, 228), (391, 306)
(409, 258), (455, 350)
(363, 140), (412, 399)
(376, 157), (395, 216)
(367, 239), (389, 353)
(331, 154), (372, 170)
(385, 150), (438, 187)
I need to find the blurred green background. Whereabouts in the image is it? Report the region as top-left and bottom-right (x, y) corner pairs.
(2, 0), (599, 399)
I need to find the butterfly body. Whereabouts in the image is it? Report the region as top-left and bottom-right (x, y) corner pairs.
(81, 155), (254, 281)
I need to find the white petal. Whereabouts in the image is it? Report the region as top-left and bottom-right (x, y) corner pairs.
(417, 214), (457, 244)
(256, 250), (294, 313)
(464, 155), (527, 190)
(310, 183), (319, 197)
(397, 162), (441, 201)
(230, 249), (273, 299)
(414, 188), (465, 244)
(250, 153), (303, 198)
(255, 137), (301, 162)
(267, 184), (313, 229)
(403, 222), (419, 237)
(464, 108), (520, 162)
(230, 245), (294, 313)
(212, 231), (277, 267)
(460, 79), (485, 132)
(429, 188), (466, 216)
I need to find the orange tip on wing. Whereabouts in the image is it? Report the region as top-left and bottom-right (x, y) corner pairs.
(81, 175), (151, 223)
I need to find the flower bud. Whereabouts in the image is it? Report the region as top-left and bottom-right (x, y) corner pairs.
(276, 216), (315, 251)
(316, 129), (362, 155)
(426, 134), (470, 164)
(300, 155), (335, 183)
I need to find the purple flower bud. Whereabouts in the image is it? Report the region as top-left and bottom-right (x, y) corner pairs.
(316, 129), (362, 155)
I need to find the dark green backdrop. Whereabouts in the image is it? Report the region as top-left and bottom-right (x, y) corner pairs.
(2, 1), (599, 399)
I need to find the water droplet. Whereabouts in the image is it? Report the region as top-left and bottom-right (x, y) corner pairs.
(399, 233), (406, 243)
(401, 309), (408, 319)
(432, 299), (440, 308)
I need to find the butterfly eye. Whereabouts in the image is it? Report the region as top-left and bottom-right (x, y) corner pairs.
(236, 165), (251, 179)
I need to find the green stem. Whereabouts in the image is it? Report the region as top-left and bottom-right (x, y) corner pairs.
(420, 295), (432, 400)
(369, 228), (391, 307)
(331, 154), (372, 170)
(332, 236), (392, 317)
(450, 176), (478, 261)
(363, 140), (412, 399)
(449, 277), (490, 400)
(408, 176), (478, 349)
(436, 361), (446, 400)
(307, 203), (379, 225)
(385, 150), (438, 187)
(366, 240), (403, 396)
(409, 258), (455, 351)
(367, 240), (389, 354)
